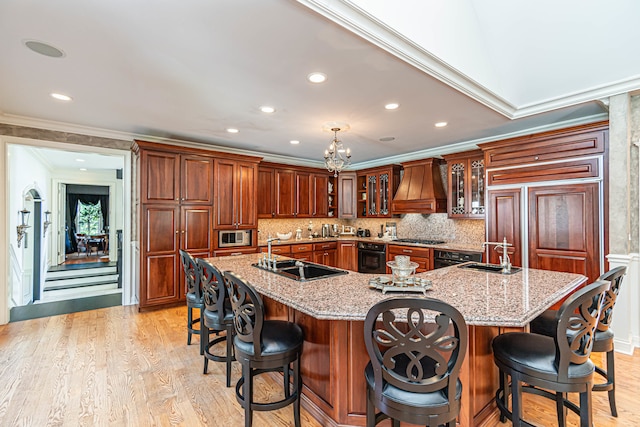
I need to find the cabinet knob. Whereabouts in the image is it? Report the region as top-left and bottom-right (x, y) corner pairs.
(181, 230), (185, 234)
(175, 198), (179, 201)
(175, 230), (179, 234)
(534, 156), (539, 160)
(181, 198), (185, 201)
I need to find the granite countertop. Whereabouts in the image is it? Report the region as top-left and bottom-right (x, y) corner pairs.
(205, 253), (586, 327)
(258, 236), (484, 253)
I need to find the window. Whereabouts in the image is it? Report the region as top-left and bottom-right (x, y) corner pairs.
(76, 201), (103, 235)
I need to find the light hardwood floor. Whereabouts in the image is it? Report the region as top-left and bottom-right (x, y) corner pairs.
(0, 305), (639, 426)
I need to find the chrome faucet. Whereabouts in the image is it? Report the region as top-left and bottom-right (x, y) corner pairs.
(295, 260), (306, 281)
(482, 237), (513, 273)
(265, 237), (280, 269)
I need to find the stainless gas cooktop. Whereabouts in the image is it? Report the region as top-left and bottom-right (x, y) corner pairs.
(393, 238), (446, 245)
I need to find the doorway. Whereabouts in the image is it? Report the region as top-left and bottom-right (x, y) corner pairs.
(4, 140), (133, 322)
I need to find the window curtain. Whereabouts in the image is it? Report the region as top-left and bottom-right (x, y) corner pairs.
(66, 193), (109, 253)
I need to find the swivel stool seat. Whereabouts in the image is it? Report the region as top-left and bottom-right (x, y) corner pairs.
(529, 265), (627, 417)
(492, 280), (609, 427)
(197, 258), (236, 387)
(363, 296), (468, 427)
(223, 271), (304, 427)
(179, 249), (204, 355)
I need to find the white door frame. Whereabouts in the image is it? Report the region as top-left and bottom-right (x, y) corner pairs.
(0, 135), (133, 324)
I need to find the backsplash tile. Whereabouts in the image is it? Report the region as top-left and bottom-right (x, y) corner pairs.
(258, 213), (484, 245)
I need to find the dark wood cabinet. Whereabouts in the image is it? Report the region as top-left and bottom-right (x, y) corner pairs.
(481, 122), (608, 295)
(486, 189), (522, 267)
(140, 204), (212, 307)
(313, 174), (329, 218)
(337, 241), (358, 271)
(337, 172), (357, 219)
(134, 139), (261, 310)
(141, 151), (213, 204)
(290, 243), (314, 262)
(387, 244), (432, 273)
(259, 163), (334, 218)
(357, 166), (401, 218)
(528, 183), (600, 282)
(313, 242), (338, 267)
(442, 150), (485, 219)
(257, 166), (276, 218)
(214, 158), (258, 229)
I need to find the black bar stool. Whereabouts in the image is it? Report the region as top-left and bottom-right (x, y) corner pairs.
(197, 258), (236, 387)
(492, 280), (609, 427)
(529, 265), (627, 417)
(179, 250), (204, 355)
(363, 296), (468, 427)
(223, 271), (304, 427)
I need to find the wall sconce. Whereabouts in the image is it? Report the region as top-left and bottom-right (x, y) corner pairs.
(17, 208), (31, 248)
(43, 210), (52, 234)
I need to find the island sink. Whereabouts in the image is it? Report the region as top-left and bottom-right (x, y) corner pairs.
(253, 260), (348, 282)
(458, 262), (522, 275)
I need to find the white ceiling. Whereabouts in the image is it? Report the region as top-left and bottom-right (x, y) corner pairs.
(1, 0), (637, 170)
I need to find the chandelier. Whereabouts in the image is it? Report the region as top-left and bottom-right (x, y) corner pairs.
(324, 127), (351, 177)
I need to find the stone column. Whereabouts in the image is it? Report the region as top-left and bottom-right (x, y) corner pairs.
(608, 92), (640, 353)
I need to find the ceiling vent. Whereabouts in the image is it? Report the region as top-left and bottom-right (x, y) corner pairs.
(392, 158), (447, 214)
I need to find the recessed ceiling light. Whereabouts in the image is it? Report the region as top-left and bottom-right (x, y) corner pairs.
(435, 122), (448, 128)
(379, 136), (395, 142)
(75, 158), (85, 162)
(290, 140), (300, 145)
(226, 128), (239, 133)
(385, 103), (399, 110)
(51, 93), (72, 101)
(79, 168), (87, 171)
(307, 72), (327, 83)
(260, 106), (275, 113)
(24, 40), (65, 58)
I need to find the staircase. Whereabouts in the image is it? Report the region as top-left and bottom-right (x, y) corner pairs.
(42, 262), (121, 303)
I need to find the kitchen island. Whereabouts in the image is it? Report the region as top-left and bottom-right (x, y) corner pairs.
(206, 253), (587, 427)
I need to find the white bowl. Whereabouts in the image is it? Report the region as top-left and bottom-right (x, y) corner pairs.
(276, 232), (292, 241)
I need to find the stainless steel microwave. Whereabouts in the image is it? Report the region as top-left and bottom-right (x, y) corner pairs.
(219, 230), (252, 247)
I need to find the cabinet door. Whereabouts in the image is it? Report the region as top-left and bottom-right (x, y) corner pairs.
(181, 155), (214, 203)
(181, 206), (212, 252)
(312, 174), (329, 217)
(378, 171), (391, 216)
(214, 159), (236, 228)
(275, 169), (296, 217)
(313, 249), (337, 267)
(257, 167), (276, 218)
(338, 241), (358, 271)
(141, 205), (180, 306)
(338, 172), (357, 219)
(296, 171), (313, 217)
(236, 162), (257, 228)
(367, 174), (378, 216)
(142, 151), (180, 203)
(528, 183), (600, 282)
(486, 189), (522, 267)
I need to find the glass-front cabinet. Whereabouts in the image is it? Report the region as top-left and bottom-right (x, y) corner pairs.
(442, 150), (485, 219)
(357, 165), (400, 218)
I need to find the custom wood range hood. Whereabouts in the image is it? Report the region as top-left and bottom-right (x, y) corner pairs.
(392, 158), (447, 214)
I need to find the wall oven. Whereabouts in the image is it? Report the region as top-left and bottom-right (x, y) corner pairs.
(218, 230), (253, 247)
(358, 242), (387, 274)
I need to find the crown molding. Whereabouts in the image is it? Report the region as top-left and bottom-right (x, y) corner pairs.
(297, 0), (640, 121)
(297, 0), (517, 118)
(351, 112), (608, 170)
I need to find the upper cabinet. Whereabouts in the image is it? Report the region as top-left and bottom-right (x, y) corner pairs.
(442, 150), (485, 219)
(337, 172), (357, 219)
(141, 150), (214, 204)
(214, 158), (259, 229)
(258, 163), (334, 218)
(357, 166), (401, 218)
